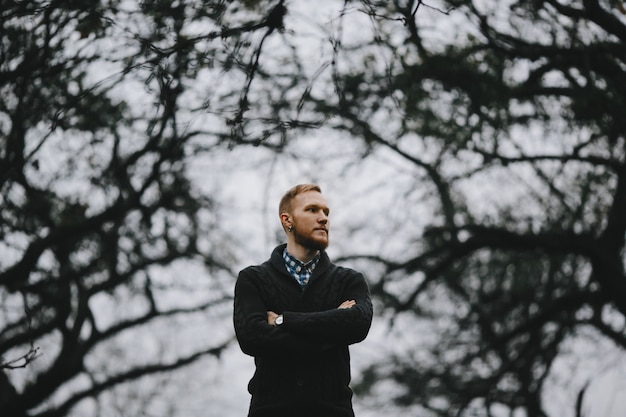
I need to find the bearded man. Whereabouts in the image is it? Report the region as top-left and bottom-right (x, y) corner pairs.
(233, 183), (373, 417)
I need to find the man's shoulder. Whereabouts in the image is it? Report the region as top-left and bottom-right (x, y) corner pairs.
(328, 263), (365, 280)
(239, 251), (286, 279)
(239, 260), (272, 277)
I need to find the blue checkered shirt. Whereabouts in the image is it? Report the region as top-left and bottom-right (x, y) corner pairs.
(282, 249), (320, 287)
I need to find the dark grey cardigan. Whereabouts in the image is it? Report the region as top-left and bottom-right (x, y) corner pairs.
(234, 244), (373, 417)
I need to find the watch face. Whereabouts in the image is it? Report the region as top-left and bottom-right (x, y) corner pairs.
(276, 315), (283, 325)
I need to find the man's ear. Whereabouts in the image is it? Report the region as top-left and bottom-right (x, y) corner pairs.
(279, 212), (291, 228)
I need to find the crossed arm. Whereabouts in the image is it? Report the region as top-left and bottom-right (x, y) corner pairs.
(267, 299), (356, 325)
(234, 270), (372, 358)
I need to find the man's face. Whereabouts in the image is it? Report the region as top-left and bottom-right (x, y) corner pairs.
(288, 191), (330, 250)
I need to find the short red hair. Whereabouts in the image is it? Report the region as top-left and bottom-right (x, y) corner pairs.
(278, 184), (322, 215)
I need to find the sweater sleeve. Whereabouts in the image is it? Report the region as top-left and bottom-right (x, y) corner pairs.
(233, 267), (330, 358)
(281, 271), (373, 345)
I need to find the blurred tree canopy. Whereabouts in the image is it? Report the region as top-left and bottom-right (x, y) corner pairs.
(0, 0), (285, 415)
(1, 0), (625, 417)
(307, 1), (626, 416)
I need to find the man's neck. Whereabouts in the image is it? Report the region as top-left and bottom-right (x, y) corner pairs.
(285, 243), (319, 264)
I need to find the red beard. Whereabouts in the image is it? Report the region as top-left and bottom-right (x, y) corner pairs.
(292, 225), (329, 251)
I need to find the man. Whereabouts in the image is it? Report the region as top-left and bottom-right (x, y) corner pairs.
(233, 183), (373, 417)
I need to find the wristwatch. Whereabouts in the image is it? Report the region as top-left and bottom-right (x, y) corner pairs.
(275, 315), (283, 326)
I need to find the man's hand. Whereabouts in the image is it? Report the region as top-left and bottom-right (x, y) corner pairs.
(267, 311), (279, 325)
(338, 300), (356, 309)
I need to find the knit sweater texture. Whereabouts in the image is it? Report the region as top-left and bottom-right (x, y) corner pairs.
(233, 244), (373, 417)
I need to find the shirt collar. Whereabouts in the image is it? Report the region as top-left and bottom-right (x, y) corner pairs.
(282, 249), (321, 286)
